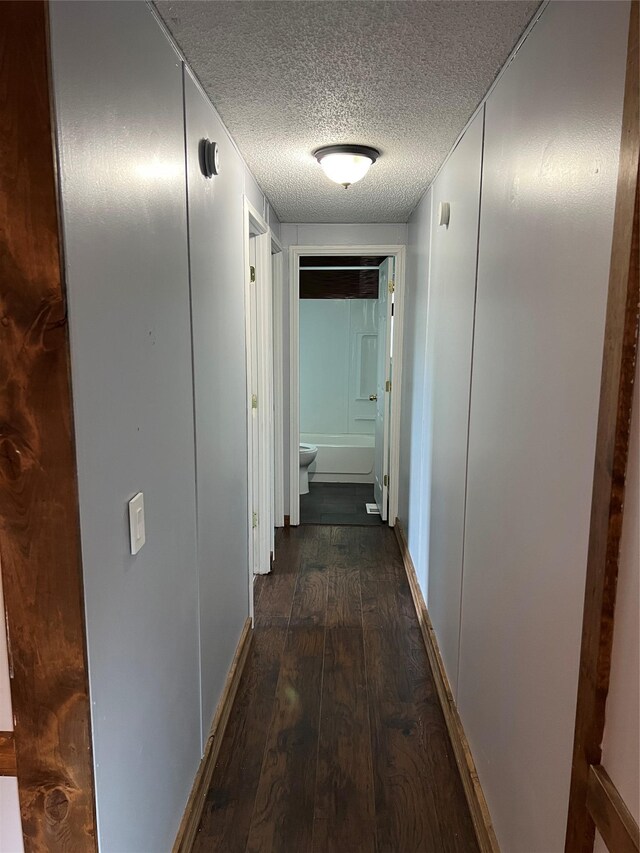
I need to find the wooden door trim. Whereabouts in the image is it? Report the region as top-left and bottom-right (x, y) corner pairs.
(586, 765), (640, 853)
(0, 731), (17, 777)
(565, 3), (640, 850)
(0, 1), (97, 848)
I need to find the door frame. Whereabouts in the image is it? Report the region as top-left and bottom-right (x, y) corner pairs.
(243, 199), (272, 617)
(288, 243), (406, 526)
(271, 235), (285, 531)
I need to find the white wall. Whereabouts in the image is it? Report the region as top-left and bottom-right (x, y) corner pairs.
(268, 206), (282, 241)
(50, 5), (200, 848)
(595, 356), (640, 851)
(281, 223), (408, 513)
(458, 5), (628, 849)
(183, 69), (251, 747)
(0, 573), (23, 853)
(426, 110), (484, 696)
(300, 299), (377, 436)
(0, 778), (22, 853)
(48, 2), (274, 849)
(398, 2), (630, 851)
(300, 301), (350, 434)
(398, 190), (432, 591)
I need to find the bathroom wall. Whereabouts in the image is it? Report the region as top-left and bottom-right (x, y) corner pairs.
(48, 2), (275, 849)
(398, 2), (630, 850)
(281, 223), (408, 513)
(300, 299), (377, 437)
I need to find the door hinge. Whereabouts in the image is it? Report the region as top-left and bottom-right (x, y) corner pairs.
(251, 394), (258, 409)
(250, 265), (256, 283)
(383, 474), (389, 488)
(252, 512), (258, 529)
(388, 278), (395, 294)
(385, 379), (391, 392)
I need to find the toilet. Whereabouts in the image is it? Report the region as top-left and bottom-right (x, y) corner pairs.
(299, 443), (318, 495)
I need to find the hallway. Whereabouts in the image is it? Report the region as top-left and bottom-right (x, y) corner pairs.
(2, 2), (637, 849)
(194, 525), (478, 852)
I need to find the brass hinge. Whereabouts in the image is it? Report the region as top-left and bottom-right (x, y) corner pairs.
(385, 380), (391, 392)
(251, 394), (258, 409)
(250, 265), (256, 283)
(383, 474), (389, 488)
(252, 512), (258, 529)
(388, 278), (395, 294)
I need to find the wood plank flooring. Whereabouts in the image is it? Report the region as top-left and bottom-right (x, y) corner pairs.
(300, 483), (383, 526)
(193, 525), (479, 853)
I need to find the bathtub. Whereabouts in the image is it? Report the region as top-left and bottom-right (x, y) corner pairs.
(301, 432), (374, 484)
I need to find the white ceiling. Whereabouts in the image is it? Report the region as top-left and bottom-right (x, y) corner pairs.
(155, 1), (540, 223)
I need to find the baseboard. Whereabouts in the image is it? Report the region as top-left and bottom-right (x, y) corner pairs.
(173, 617), (253, 853)
(394, 523), (500, 853)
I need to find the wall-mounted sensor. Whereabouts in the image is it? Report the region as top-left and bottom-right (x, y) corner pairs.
(438, 201), (450, 228)
(199, 139), (220, 178)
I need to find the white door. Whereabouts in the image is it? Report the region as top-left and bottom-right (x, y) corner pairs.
(374, 257), (393, 519)
(248, 237), (260, 574)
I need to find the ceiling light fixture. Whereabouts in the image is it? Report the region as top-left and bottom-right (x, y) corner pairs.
(313, 144), (380, 189)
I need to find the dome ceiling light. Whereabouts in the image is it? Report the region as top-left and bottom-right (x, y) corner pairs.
(313, 144), (380, 189)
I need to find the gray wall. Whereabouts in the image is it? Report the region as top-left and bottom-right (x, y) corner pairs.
(280, 223), (408, 514)
(397, 190), (432, 591)
(50, 5), (199, 848)
(183, 68), (252, 746)
(49, 2), (274, 848)
(398, 1), (630, 849)
(426, 110), (484, 697)
(459, 5), (628, 848)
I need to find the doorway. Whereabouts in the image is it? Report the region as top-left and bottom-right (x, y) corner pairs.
(289, 245), (405, 527)
(243, 199), (273, 613)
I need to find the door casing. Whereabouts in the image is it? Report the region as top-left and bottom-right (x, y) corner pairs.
(271, 235), (285, 532)
(288, 244), (406, 526)
(243, 199), (272, 619)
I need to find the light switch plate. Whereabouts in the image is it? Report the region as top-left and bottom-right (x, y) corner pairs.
(128, 492), (146, 555)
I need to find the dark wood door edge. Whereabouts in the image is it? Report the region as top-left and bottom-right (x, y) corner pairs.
(173, 617), (253, 853)
(0, 1), (97, 847)
(565, 4), (640, 851)
(587, 765), (639, 853)
(394, 523), (500, 853)
(284, 515), (291, 527)
(0, 731), (17, 776)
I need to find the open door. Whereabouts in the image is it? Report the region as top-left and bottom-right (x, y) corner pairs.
(373, 257), (394, 519)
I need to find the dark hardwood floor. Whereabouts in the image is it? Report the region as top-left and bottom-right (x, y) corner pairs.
(300, 482), (383, 526)
(193, 525), (479, 853)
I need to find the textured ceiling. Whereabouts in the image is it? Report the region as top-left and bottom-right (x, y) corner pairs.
(155, 1), (541, 223)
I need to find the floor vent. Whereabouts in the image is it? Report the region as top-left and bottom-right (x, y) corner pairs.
(366, 503), (380, 515)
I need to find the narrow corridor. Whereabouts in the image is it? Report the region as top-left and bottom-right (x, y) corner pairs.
(194, 525), (478, 852)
